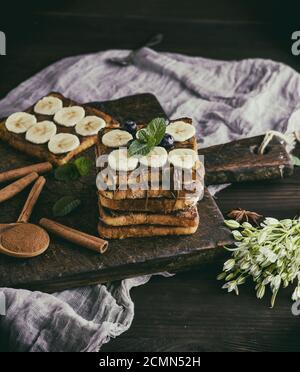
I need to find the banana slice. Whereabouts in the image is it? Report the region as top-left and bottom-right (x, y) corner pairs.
(54, 106), (85, 127)
(26, 121), (57, 144)
(5, 112), (37, 134)
(168, 148), (198, 169)
(34, 96), (63, 115)
(48, 133), (80, 154)
(166, 121), (196, 142)
(75, 116), (106, 136)
(140, 146), (168, 168)
(108, 148), (139, 172)
(102, 130), (132, 147)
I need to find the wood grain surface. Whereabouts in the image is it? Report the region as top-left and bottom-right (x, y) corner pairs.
(201, 135), (293, 185)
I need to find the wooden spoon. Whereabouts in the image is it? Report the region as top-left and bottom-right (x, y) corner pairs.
(0, 176), (50, 258)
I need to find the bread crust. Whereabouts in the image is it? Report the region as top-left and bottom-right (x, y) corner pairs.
(99, 194), (198, 213)
(99, 204), (199, 227)
(98, 221), (199, 239)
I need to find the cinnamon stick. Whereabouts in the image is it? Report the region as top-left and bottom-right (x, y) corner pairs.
(39, 218), (108, 254)
(0, 162), (52, 183)
(18, 176), (46, 223)
(0, 172), (38, 203)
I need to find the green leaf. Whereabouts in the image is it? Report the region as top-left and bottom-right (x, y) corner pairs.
(137, 128), (151, 143)
(128, 140), (153, 157)
(147, 117), (167, 145)
(54, 163), (79, 181)
(291, 155), (300, 167)
(53, 196), (81, 217)
(74, 157), (93, 176)
(128, 117), (166, 157)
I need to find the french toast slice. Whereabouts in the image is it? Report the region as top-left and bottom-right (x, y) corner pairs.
(97, 221), (199, 239)
(98, 177), (204, 200)
(99, 204), (199, 227)
(99, 194), (199, 213)
(0, 92), (119, 165)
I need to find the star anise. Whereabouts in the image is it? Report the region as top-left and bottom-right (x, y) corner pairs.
(227, 208), (263, 225)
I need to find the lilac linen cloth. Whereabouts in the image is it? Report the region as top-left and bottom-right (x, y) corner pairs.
(0, 48), (300, 352)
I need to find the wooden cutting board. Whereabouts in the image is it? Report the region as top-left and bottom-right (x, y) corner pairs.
(0, 93), (232, 292)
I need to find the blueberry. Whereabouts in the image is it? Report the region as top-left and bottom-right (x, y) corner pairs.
(123, 119), (137, 134)
(160, 133), (174, 149)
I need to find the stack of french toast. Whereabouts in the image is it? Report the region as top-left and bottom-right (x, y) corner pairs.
(96, 117), (205, 239)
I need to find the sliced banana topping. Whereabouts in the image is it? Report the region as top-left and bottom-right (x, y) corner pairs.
(166, 121), (196, 142)
(26, 121), (57, 144)
(102, 130), (133, 148)
(54, 106), (85, 127)
(139, 146), (168, 168)
(5, 112), (37, 134)
(108, 148), (139, 172)
(48, 133), (80, 154)
(75, 116), (106, 136)
(168, 148), (198, 169)
(34, 96), (63, 115)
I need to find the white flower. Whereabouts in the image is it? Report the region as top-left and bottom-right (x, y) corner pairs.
(258, 230), (269, 244)
(242, 222), (253, 229)
(264, 217), (279, 226)
(260, 246), (277, 263)
(224, 220), (240, 229)
(271, 275), (281, 291)
(292, 286), (300, 302)
(240, 261), (251, 271)
(256, 284), (265, 299)
(223, 259), (235, 272)
(232, 230), (243, 240)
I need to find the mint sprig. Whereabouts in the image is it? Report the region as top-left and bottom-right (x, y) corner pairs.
(74, 157), (93, 176)
(128, 117), (166, 157)
(54, 156), (93, 181)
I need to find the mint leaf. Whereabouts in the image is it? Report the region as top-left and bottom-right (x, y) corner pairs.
(128, 117), (167, 157)
(137, 128), (151, 143)
(74, 157), (93, 176)
(147, 117), (167, 145)
(128, 140), (153, 157)
(54, 163), (79, 181)
(55, 157), (93, 180)
(53, 196), (81, 217)
(291, 155), (300, 166)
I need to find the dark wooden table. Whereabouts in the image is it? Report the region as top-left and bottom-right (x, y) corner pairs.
(1, 0), (300, 352)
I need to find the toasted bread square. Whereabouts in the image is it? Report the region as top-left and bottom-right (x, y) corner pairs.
(99, 204), (199, 227)
(0, 92), (119, 165)
(99, 194), (199, 213)
(98, 221), (199, 239)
